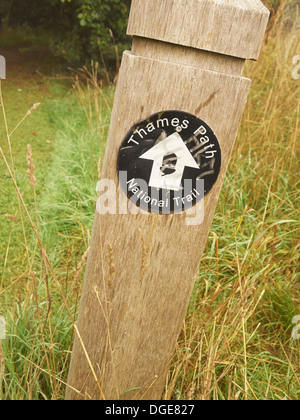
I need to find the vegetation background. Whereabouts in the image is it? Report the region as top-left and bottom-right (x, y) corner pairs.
(0, 0), (131, 68)
(0, 0), (299, 400)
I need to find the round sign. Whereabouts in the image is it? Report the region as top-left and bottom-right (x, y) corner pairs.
(117, 111), (221, 214)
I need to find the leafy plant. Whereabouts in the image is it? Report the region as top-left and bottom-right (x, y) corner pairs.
(7, 0), (131, 66)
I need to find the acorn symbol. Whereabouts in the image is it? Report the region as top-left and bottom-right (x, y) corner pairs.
(160, 153), (178, 177)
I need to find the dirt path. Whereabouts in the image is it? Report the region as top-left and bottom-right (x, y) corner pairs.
(0, 27), (66, 82)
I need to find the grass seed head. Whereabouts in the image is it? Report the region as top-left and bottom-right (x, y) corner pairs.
(26, 144), (36, 189)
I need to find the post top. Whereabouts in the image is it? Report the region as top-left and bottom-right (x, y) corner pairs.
(127, 0), (270, 60)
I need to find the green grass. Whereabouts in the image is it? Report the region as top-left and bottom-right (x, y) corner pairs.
(0, 80), (69, 278)
(0, 71), (114, 399)
(0, 0), (299, 400)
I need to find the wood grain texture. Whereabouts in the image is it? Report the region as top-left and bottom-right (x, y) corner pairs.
(66, 51), (251, 400)
(128, 0), (269, 59)
(132, 37), (245, 75)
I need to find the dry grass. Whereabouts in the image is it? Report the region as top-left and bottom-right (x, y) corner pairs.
(0, 0), (299, 400)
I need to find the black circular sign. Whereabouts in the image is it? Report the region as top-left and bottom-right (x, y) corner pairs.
(117, 111), (221, 214)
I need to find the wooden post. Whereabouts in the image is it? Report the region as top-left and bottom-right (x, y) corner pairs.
(66, 0), (269, 400)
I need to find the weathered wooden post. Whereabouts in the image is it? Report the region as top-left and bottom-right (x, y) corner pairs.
(66, 0), (269, 400)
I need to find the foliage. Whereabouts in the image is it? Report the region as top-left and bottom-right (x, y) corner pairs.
(6, 0), (131, 65)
